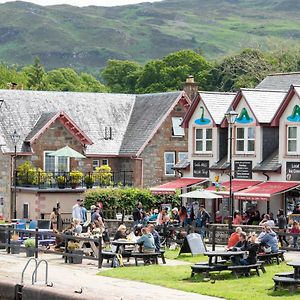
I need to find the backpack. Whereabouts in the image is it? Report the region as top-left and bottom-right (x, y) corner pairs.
(113, 254), (124, 268)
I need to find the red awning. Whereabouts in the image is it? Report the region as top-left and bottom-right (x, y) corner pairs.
(207, 179), (262, 195)
(234, 181), (300, 201)
(150, 178), (207, 194)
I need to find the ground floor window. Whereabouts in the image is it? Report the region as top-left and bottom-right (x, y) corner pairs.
(164, 152), (175, 176)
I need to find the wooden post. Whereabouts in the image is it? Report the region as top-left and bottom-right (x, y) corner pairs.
(7, 226), (11, 254)
(212, 226), (216, 251)
(35, 227), (39, 259)
(98, 236), (103, 269)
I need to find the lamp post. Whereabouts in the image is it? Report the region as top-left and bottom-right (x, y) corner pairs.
(11, 130), (20, 220)
(225, 109), (238, 218)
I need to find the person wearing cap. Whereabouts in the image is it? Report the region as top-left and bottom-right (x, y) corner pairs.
(171, 207), (180, 224)
(72, 199), (83, 222)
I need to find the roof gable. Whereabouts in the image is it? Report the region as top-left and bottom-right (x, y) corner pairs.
(271, 85), (300, 126)
(25, 111), (93, 146)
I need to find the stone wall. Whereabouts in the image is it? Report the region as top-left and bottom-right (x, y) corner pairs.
(0, 152), (12, 219)
(140, 101), (189, 187)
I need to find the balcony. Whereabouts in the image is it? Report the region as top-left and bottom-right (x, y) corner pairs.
(14, 170), (133, 189)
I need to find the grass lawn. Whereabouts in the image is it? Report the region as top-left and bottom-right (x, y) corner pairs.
(99, 250), (299, 300)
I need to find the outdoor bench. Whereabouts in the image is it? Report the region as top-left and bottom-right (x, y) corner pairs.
(158, 249), (166, 264)
(273, 276), (300, 292)
(257, 250), (285, 265)
(274, 271), (294, 278)
(131, 252), (160, 266)
(191, 264), (228, 278)
(100, 251), (116, 267)
(227, 263), (262, 278)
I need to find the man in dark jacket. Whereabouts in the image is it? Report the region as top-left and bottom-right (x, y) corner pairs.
(132, 202), (143, 226)
(195, 205), (210, 238)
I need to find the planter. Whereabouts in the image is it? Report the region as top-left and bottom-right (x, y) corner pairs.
(25, 247), (35, 257)
(69, 250), (84, 264)
(57, 183), (66, 189)
(85, 183), (93, 189)
(70, 182), (80, 189)
(10, 240), (21, 254)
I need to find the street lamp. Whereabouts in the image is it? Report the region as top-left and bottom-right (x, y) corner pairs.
(225, 109), (238, 218)
(11, 130), (20, 219)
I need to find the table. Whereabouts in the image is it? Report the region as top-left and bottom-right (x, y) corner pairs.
(203, 251), (246, 265)
(287, 261), (300, 279)
(112, 240), (137, 253)
(78, 240), (99, 257)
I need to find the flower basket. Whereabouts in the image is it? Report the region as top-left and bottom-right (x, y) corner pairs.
(67, 241), (83, 264)
(24, 238), (35, 257)
(56, 176), (66, 189)
(70, 170), (83, 189)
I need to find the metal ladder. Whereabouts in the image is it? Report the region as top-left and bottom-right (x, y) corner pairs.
(16, 258), (52, 299)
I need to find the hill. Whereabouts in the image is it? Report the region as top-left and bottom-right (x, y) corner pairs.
(0, 0), (299, 74)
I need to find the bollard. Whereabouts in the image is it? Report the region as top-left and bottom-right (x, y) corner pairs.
(98, 236), (103, 268)
(35, 227), (39, 259)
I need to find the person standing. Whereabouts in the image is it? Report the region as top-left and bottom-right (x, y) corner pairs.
(49, 207), (58, 230)
(72, 199), (83, 222)
(132, 202), (143, 226)
(195, 205), (210, 238)
(80, 202), (87, 223)
(277, 209), (288, 247)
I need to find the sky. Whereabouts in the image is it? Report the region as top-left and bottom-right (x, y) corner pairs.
(0, 0), (163, 6)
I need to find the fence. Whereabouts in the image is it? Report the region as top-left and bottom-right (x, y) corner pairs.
(0, 226), (104, 268)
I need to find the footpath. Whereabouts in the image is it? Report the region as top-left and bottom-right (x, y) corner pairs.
(0, 250), (221, 300)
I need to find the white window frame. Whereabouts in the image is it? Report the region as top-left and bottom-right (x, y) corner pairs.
(172, 117), (184, 136)
(195, 128), (212, 153)
(178, 152), (188, 162)
(287, 125), (299, 155)
(164, 152), (175, 176)
(92, 159), (100, 170)
(235, 127), (255, 154)
(43, 151), (70, 173)
(102, 159), (109, 166)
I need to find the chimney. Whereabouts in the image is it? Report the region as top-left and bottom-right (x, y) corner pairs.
(183, 75), (198, 101)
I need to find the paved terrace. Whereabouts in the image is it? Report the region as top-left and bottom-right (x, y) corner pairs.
(0, 249), (221, 300)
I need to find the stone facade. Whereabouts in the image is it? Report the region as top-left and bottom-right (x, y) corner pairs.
(140, 101), (188, 187)
(0, 152), (12, 219)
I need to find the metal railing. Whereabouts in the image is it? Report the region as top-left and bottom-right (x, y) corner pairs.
(15, 170), (133, 189)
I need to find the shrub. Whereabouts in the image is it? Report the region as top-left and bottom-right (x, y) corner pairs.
(69, 170), (83, 185)
(24, 238), (35, 248)
(94, 165), (112, 186)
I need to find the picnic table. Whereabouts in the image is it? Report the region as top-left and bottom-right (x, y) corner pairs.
(204, 251), (245, 265)
(273, 261), (300, 291)
(111, 240), (137, 253)
(287, 261), (300, 279)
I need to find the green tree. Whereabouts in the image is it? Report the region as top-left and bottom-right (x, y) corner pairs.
(25, 57), (46, 90)
(0, 64), (27, 89)
(101, 60), (142, 93)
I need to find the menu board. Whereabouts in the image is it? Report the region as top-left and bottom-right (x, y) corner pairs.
(179, 233), (207, 255)
(286, 162), (300, 181)
(234, 161), (252, 179)
(193, 160), (209, 178)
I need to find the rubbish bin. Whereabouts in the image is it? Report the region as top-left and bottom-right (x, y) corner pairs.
(0, 224), (11, 249)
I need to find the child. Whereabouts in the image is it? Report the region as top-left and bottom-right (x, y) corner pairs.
(290, 221), (300, 248)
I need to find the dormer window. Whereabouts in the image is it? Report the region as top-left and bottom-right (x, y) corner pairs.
(195, 128), (212, 153)
(236, 127), (255, 154)
(287, 126), (299, 154)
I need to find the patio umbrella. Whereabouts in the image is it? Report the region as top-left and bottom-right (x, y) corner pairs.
(179, 189), (222, 199)
(48, 146), (85, 158)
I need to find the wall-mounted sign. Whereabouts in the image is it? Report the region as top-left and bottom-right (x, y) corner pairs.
(195, 106), (211, 125)
(286, 162), (300, 181)
(234, 161), (252, 179)
(287, 105), (300, 122)
(193, 160), (209, 178)
(236, 107), (254, 124)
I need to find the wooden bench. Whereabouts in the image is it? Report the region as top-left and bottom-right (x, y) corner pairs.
(274, 272), (294, 278)
(258, 251), (285, 265)
(100, 251), (116, 267)
(273, 276), (300, 292)
(159, 250), (166, 264)
(191, 264), (228, 278)
(227, 263), (262, 278)
(131, 252), (160, 266)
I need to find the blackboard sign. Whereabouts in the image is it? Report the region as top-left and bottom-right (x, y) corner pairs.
(37, 219), (51, 229)
(193, 160), (209, 178)
(286, 162), (300, 181)
(179, 233), (207, 255)
(234, 161), (252, 179)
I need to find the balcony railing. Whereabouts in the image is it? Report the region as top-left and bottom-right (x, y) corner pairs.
(15, 170), (133, 189)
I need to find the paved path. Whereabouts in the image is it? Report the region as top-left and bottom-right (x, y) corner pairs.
(0, 251), (221, 300)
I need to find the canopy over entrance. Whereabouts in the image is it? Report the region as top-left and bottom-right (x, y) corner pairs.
(179, 190), (223, 199)
(150, 178), (207, 194)
(234, 181), (300, 201)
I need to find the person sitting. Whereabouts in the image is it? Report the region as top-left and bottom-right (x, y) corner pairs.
(227, 227), (242, 250)
(148, 209), (159, 222)
(238, 233), (260, 265)
(171, 207), (180, 224)
(215, 211), (222, 224)
(258, 225), (278, 253)
(232, 231), (248, 251)
(73, 218), (82, 234)
(114, 224), (127, 240)
(137, 227), (156, 253)
(156, 208), (170, 225)
(147, 224), (160, 252)
(233, 211), (242, 225)
(259, 214), (275, 227)
(290, 221), (300, 248)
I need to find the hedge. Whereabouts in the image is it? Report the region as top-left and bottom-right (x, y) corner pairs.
(84, 187), (180, 211)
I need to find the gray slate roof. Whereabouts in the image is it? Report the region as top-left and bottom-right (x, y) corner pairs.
(0, 90), (183, 156)
(256, 72), (300, 90)
(173, 158), (190, 169)
(209, 156), (230, 171)
(241, 89), (286, 123)
(119, 92), (181, 155)
(199, 92), (235, 125)
(252, 150), (281, 172)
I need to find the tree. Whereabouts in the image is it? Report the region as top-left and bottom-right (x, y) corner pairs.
(25, 57), (46, 90)
(207, 49), (272, 91)
(101, 60), (142, 93)
(0, 64), (27, 89)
